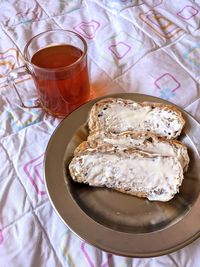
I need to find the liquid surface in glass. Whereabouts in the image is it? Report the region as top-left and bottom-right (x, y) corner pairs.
(31, 44), (90, 116)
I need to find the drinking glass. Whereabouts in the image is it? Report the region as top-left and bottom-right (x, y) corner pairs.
(7, 29), (90, 117)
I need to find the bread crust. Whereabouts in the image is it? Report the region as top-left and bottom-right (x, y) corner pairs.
(68, 97), (188, 202)
(69, 144), (184, 202)
(116, 188), (147, 198)
(88, 98), (185, 139)
(87, 130), (189, 172)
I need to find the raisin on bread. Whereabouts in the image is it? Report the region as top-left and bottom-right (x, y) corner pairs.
(88, 98), (185, 139)
(69, 143), (184, 202)
(87, 131), (189, 172)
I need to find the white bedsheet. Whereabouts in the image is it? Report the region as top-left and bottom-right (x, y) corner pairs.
(0, 0), (200, 266)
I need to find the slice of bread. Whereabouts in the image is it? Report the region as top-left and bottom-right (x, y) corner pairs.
(69, 143), (184, 202)
(87, 131), (189, 172)
(88, 98), (185, 139)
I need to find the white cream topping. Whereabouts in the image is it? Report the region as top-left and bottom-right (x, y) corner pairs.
(103, 136), (174, 153)
(100, 135), (185, 167)
(72, 151), (183, 201)
(100, 103), (182, 138)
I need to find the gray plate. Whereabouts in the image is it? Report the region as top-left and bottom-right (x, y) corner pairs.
(44, 93), (200, 257)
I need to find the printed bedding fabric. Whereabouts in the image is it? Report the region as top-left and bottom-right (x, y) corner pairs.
(0, 0), (200, 266)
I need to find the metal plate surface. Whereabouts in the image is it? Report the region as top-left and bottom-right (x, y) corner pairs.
(44, 93), (200, 257)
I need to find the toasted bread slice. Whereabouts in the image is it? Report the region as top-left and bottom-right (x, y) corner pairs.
(69, 143), (184, 202)
(86, 131), (189, 172)
(88, 98), (185, 139)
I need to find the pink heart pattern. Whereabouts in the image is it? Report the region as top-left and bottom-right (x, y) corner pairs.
(109, 42), (131, 60)
(74, 20), (100, 39)
(81, 241), (112, 267)
(177, 5), (199, 20)
(154, 73), (181, 92)
(23, 154), (46, 196)
(0, 230), (4, 245)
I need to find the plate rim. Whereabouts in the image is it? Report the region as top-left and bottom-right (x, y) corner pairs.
(44, 93), (200, 257)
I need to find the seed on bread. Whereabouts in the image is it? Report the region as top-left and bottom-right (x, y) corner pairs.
(87, 131), (189, 172)
(69, 144), (184, 202)
(88, 98), (185, 139)
(69, 97), (189, 202)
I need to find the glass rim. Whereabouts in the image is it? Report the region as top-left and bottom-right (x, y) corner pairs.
(23, 29), (88, 72)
